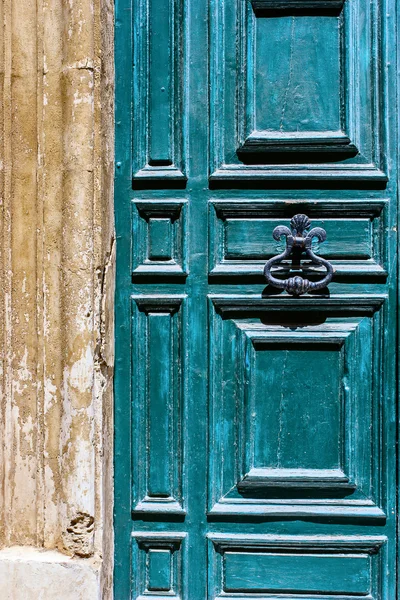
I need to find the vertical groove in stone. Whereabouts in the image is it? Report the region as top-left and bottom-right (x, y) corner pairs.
(41, 0), (64, 550)
(36, 0), (45, 548)
(60, 0), (96, 557)
(8, 0), (39, 545)
(2, 0), (12, 547)
(0, 0), (6, 546)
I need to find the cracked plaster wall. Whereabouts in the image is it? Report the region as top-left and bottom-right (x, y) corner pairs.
(0, 0), (114, 596)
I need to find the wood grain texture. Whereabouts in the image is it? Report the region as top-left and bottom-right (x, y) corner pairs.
(132, 0), (186, 181)
(132, 533), (186, 599)
(208, 534), (386, 599)
(132, 200), (188, 276)
(209, 200), (388, 277)
(208, 299), (386, 519)
(114, 0), (398, 595)
(131, 296), (186, 515)
(209, 0), (386, 182)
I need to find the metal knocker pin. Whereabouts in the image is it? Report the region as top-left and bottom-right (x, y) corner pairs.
(263, 214), (334, 296)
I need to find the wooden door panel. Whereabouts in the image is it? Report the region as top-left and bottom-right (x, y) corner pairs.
(208, 297), (387, 518)
(208, 535), (387, 599)
(209, 0), (386, 181)
(132, 0), (186, 182)
(132, 200), (188, 277)
(133, 533), (186, 599)
(131, 296), (186, 515)
(249, 17), (342, 137)
(209, 199), (387, 277)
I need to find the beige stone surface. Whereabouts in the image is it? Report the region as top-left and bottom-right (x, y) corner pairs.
(0, 0), (114, 596)
(0, 547), (101, 599)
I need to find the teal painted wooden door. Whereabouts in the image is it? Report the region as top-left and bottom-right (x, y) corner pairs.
(114, 0), (398, 596)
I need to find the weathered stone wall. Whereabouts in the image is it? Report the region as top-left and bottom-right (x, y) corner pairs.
(0, 0), (114, 596)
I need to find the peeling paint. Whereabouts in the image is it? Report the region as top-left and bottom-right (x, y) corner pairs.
(68, 345), (94, 393)
(44, 377), (57, 412)
(0, 0), (115, 595)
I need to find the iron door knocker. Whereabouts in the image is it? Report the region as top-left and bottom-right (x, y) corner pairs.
(263, 214), (334, 296)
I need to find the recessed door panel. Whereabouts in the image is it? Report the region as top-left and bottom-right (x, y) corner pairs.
(208, 297), (386, 518)
(209, 0), (386, 181)
(208, 535), (386, 599)
(252, 347), (342, 470)
(209, 199), (387, 277)
(132, 0), (186, 182)
(255, 17), (341, 134)
(131, 296), (186, 515)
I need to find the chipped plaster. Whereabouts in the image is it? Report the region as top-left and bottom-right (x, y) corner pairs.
(0, 0), (115, 596)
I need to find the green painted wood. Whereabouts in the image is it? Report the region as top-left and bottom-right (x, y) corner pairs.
(114, 0), (399, 596)
(224, 218), (372, 260)
(148, 218), (172, 260)
(208, 534), (387, 598)
(255, 18), (341, 133)
(147, 549), (171, 591)
(148, 0), (172, 165)
(133, 533), (186, 598)
(224, 553), (370, 594)
(131, 0), (185, 180)
(132, 297), (185, 515)
(147, 313), (173, 497)
(252, 348), (341, 469)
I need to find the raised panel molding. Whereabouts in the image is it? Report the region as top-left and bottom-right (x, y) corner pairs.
(209, 199), (387, 278)
(239, 467), (356, 492)
(133, 200), (188, 277)
(132, 0), (186, 182)
(208, 295), (387, 518)
(238, 131), (358, 156)
(207, 534), (386, 599)
(133, 533), (186, 599)
(132, 296), (186, 515)
(209, 0), (386, 183)
(210, 294), (386, 315)
(250, 0), (346, 12)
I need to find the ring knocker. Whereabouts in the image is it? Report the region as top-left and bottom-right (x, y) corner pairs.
(263, 214), (334, 296)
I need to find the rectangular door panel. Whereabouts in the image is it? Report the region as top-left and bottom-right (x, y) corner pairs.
(209, 0), (386, 181)
(253, 17), (342, 135)
(132, 0), (186, 182)
(208, 535), (386, 599)
(131, 296), (186, 515)
(133, 533), (186, 599)
(209, 199), (387, 277)
(132, 200), (188, 277)
(208, 295), (387, 518)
